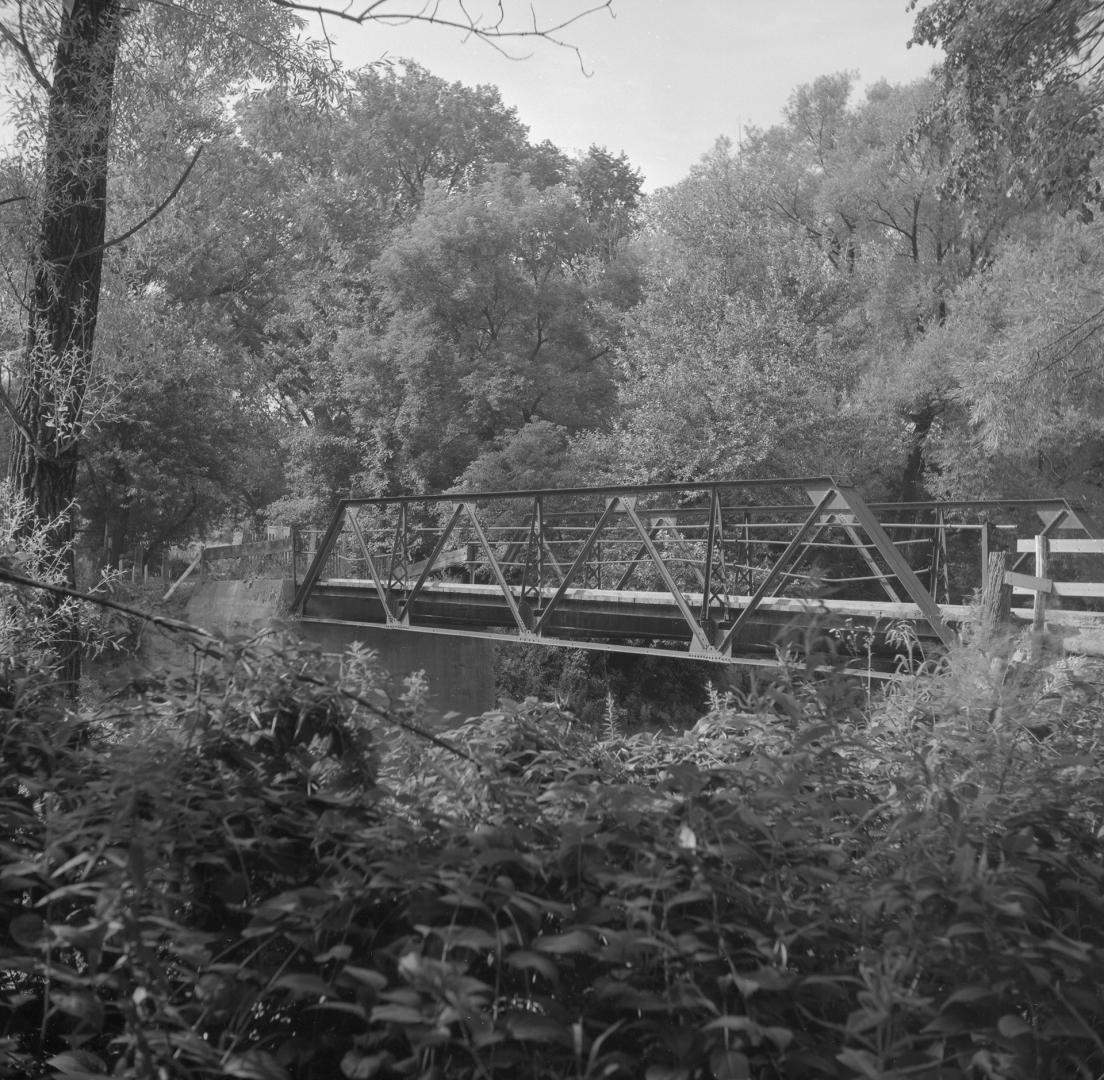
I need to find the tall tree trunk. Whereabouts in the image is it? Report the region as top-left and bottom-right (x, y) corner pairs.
(8, 0), (123, 685)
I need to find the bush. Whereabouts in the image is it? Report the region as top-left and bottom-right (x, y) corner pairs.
(1, 616), (1102, 1079)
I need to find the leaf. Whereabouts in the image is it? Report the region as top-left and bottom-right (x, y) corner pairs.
(835, 1048), (885, 1080)
(340, 1050), (393, 1079)
(269, 973), (332, 997)
(338, 966), (388, 990)
(49, 991), (105, 1032)
(221, 1051), (289, 1080)
(709, 1050), (751, 1080)
(997, 1014), (1032, 1039)
(504, 949), (559, 981)
(645, 1068), (689, 1080)
(45, 1051), (107, 1078)
(942, 985), (994, 1008)
(371, 1003), (426, 1024)
(306, 1001), (367, 1020)
(9, 912), (46, 948)
(504, 1014), (574, 1046)
(533, 929), (597, 954)
(665, 888), (711, 909)
(703, 1015), (762, 1039)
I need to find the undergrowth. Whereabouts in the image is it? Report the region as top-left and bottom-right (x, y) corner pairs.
(0, 615), (1102, 1080)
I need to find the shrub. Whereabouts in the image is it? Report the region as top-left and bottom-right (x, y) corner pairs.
(0, 606), (1102, 1079)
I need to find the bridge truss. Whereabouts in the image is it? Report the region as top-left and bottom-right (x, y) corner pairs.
(293, 477), (1099, 671)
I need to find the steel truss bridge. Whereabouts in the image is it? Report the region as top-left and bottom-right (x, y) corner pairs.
(292, 477), (1102, 674)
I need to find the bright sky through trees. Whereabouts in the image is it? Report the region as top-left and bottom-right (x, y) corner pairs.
(319, 0), (943, 189)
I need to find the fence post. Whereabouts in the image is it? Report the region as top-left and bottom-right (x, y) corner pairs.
(978, 550), (1011, 643)
(1032, 534), (1049, 633)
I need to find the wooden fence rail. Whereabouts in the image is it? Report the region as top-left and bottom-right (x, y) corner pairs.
(1008, 536), (1104, 630)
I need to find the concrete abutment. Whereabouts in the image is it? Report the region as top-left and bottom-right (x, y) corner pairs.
(173, 577), (495, 722)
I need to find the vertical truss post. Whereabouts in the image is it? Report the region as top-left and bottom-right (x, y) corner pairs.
(520, 496), (544, 609)
(934, 509), (950, 604)
(387, 502), (410, 592)
(741, 512), (751, 593)
(700, 489), (721, 624)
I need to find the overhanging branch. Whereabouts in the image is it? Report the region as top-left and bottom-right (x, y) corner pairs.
(0, 17), (52, 95)
(0, 562), (478, 763)
(52, 145), (204, 265)
(266, 0), (614, 72)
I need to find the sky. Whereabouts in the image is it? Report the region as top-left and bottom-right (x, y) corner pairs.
(318, 0), (944, 190)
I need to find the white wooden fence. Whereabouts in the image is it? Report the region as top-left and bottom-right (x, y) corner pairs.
(1007, 536), (1104, 630)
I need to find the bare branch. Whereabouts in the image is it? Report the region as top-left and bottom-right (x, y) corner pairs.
(266, 0), (614, 73)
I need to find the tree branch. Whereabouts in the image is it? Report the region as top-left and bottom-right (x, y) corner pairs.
(0, 375), (58, 463)
(0, 561), (479, 763)
(51, 145), (204, 265)
(266, 0), (614, 72)
(0, 14), (52, 95)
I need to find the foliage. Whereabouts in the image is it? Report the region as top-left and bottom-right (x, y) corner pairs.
(906, 212), (1104, 503)
(2, 602), (1103, 1079)
(0, 481), (124, 681)
(366, 169), (629, 492)
(910, 0), (1104, 212)
(85, 290), (285, 568)
(494, 642), (711, 729)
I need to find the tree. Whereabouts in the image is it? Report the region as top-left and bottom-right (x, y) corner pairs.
(572, 144), (643, 261)
(592, 130), (887, 494)
(0, 0), (613, 680)
(909, 0), (1104, 211)
(364, 168), (629, 492)
(907, 212), (1104, 504)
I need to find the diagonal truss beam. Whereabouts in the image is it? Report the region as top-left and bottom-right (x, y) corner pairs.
(347, 507), (400, 623)
(833, 485), (954, 646)
(619, 500), (714, 651)
(534, 498), (622, 635)
(462, 503), (534, 633)
(293, 500), (350, 613)
(716, 489), (838, 655)
(397, 503), (466, 624)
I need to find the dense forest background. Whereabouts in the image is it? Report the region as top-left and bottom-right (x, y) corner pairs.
(3, 1), (1104, 574)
